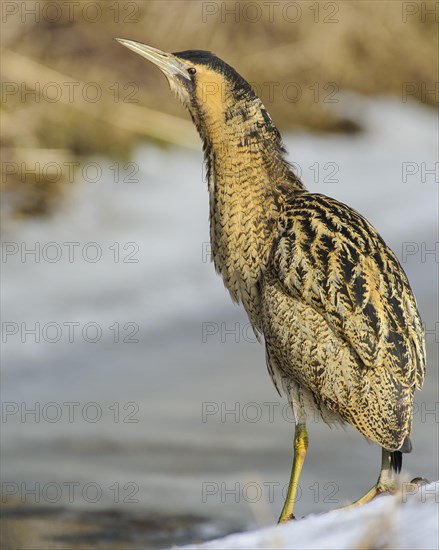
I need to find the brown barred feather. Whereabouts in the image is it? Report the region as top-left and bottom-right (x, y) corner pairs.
(263, 191), (425, 449)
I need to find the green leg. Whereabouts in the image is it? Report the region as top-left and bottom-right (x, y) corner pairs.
(333, 449), (396, 512)
(278, 423), (308, 523)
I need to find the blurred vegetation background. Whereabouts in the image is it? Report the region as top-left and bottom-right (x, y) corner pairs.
(1, 0), (437, 216)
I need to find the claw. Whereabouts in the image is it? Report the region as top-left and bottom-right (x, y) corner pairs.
(410, 477), (430, 486)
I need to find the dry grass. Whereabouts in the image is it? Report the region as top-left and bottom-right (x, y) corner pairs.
(1, 0), (437, 215)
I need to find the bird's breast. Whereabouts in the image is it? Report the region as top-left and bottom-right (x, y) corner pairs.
(208, 168), (278, 329)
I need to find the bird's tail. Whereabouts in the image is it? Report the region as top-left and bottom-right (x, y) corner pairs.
(391, 436), (412, 473)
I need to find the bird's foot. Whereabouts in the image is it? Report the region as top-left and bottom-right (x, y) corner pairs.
(278, 513), (296, 524)
(332, 477), (430, 514)
(397, 477), (430, 499)
(331, 482), (393, 513)
(410, 477), (430, 486)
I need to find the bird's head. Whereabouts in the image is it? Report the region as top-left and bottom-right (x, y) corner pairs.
(114, 39), (304, 192)
(115, 39), (272, 142)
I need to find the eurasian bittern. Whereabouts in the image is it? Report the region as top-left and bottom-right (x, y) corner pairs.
(115, 39), (426, 522)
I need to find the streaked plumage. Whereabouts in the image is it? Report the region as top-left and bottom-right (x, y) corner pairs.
(263, 192), (425, 450)
(116, 40), (426, 521)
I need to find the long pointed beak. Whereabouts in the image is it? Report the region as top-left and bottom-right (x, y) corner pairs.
(114, 38), (190, 81)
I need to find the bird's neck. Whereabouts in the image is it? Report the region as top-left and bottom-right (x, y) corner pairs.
(194, 96), (304, 326)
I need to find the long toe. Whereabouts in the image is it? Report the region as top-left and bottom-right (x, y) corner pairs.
(410, 477), (430, 485)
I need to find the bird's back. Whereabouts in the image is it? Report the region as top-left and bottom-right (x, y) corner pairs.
(261, 191), (425, 450)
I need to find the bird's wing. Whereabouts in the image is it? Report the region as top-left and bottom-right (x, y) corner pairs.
(272, 192), (425, 389)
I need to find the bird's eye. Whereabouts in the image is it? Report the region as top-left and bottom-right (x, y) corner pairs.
(188, 67), (196, 76)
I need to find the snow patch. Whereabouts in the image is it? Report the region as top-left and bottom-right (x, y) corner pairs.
(180, 482), (439, 550)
